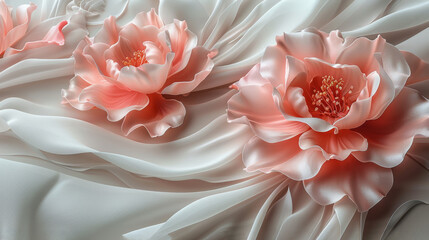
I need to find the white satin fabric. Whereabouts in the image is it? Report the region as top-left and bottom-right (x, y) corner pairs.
(1, 0), (429, 239)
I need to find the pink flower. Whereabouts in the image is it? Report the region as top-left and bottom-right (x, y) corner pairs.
(62, 9), (215, 137)
(227, 28), (429, 212)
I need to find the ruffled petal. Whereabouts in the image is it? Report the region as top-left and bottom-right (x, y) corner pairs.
(78, 83), (150, 122)
(4, 20), (67, 56)
(116, 52), (174, 94)
(163, 19), (197, 75)
(61, 76), (93, 111)
(73, 38), (108, 84)
(299, 129), (368, 160)
(303, 156), (393, 212)
(353, 87), (429, 168)
(161, 47), (215, 95)
(93, 16), (120, 45)
(131, 8), (164, 29)
(333, 71), (380, 129)
(121, 94), (186, 137)
(243, 136), (326, 181)
(259, 29), (327, 87)
(402, 51), (429, 85)
(335, 35), (386, 74)
(0, 2), (36, 54)
(336, 37), (410, 120)
(117, 24), (161, 53)
(227, 64), (309, 143)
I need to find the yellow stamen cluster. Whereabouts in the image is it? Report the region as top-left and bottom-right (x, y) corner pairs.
(122, 50), (148, 67)
(311, 75), (352, 118)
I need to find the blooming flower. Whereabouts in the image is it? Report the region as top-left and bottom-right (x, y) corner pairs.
(227, 28), (429, 212)
(62, 9), (215, 137)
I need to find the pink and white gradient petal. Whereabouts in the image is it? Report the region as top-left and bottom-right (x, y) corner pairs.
(303, 156), (393, 212)
(353, 87), (429, 168)
(243, 136), (326, 181)
(121, 95), (186, 137)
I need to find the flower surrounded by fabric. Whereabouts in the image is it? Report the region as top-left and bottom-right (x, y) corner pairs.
(62, 9), (215, 137)
(227, 28), (429, 212)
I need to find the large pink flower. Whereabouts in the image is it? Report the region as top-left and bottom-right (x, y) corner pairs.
(62, 9), (215, 137)
(227, 28), (429, 212)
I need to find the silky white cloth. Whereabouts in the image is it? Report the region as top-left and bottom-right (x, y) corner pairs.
(1, 0), (429, 239)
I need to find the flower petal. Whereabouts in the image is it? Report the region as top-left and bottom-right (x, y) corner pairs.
(4, 20), (67, 56)
(73, 38), (108, 84)
(227, 64), (309, 143)
(335, 35), (386, 74)
(131, 9), (164, 29)
(243, 136), (326, 181)
(163, 19), (198, 75)
(61, 76), (93, 111)
(1, 2), (36, 54)
(118, 24), (161, 53)
(121, 94), (186, 137)
(117, 52), (174, 94)
(333, 71), (380, 129)
(161, 47), (214, 95)
(78, 83), (149, 122)
(94, 16), (120, 45)
(303, 156), (393, 212)
(402, 51), (429, 98)
(260, 30), (327, 87)
(299, 129), (368, 160)
(353, 87), (429, 168)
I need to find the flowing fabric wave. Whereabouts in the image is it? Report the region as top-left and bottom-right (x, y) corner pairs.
(1, 0), (429, 240)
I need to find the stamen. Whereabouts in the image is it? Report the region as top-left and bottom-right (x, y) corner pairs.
(310, 75), (353, 118)
(122, 50), (148, 67)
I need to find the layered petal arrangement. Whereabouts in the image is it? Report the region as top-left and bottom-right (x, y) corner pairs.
(2, 1), (429, 239)
(62, 9), (215, 137)
(227, 28), (429, 212)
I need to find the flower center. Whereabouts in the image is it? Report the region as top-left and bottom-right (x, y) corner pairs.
(122, 50), (148, 67)
(310, 75), (353, 118)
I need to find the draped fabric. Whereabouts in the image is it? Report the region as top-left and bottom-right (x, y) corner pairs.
(1, 0), (429, 239)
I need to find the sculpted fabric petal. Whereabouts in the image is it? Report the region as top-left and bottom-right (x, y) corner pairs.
(402, 51), (429, 85)
(303, 156), (393, 212)
(121, 95), (185, 137)
(227, 65), (308, 143)
(162, 47), (214, 95)
(4, 20), (67, 56)
(1, 14), (88, 70)
(131, 9), (164, 29)
(78, 83), (150, 122)
(259, 30), (326, 87)
(333, 71), (380, 129)
(335, 36), (386, 73)
(163, 19), (197, 75)
(0, 3), (36, 54)
(118, 25), (161, 53)
(73, 39), (107, 84)
(117, 53), (174, 94)
(61, 76), (93, 111)
(299, 129), (368, 160)
(93, 16), (120, 45)
(336, 37), (410, 120)
(243, 136), (326, 181)
(353, 87), (429, 168)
